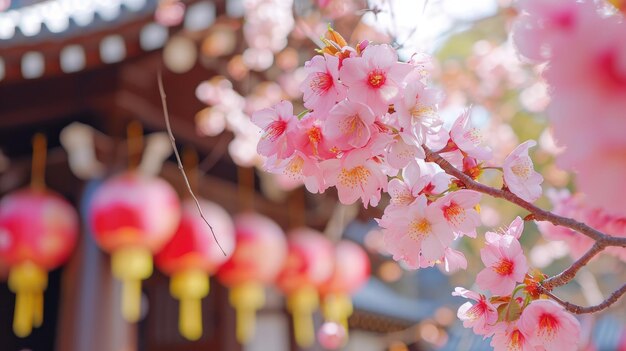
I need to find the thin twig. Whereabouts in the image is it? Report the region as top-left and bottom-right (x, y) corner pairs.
(541, 243), (605, 290)
(157, 71), (226, 256)
(540, 284), (626, 314)
(423, 146), (626, 248)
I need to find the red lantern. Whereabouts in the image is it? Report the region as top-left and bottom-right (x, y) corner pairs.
(89, 171), (181, 322)
(319, 240), (370, 339)
(0, 188), (79, 337)
(275, 228), (334, 348)
(155, 198), (235, 340)
(217, 212), (287, 344)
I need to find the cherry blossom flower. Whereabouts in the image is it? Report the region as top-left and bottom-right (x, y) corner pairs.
(385, 133), (425, 169)
(449, 109), (493, 161)
(391, 80), (442, 144)
(251, 100), (298, 159)
(443, 247), (467, 273)
(490, 321), (534, 351)
(432, 190), (482, 238)
(263, 152), (325, 194)
(324, 100), (376, 151)
(452, 287), (498, 336)
(294, 114), (335, 160)
(322, 149), (387, 208)
(381, 195), (454, 266)
(300, 54), (346, 115)
(476, 217), (529, 295)
(340, 44), (413, 115)
(519, 299), (581, 351)
(503, 140), (543, 203)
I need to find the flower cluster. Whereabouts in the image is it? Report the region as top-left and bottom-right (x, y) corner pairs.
(454, 217), (582, 351)
(512, 0), (626, 217)
(251, 29), (544, 271)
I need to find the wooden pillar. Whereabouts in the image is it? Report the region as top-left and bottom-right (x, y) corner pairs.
(56, 181), (137, 351)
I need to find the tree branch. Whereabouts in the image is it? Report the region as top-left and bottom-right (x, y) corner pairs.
(423, 146), (626, 248)
(541, 243), (605, 290)
(540, 284), (626, 314)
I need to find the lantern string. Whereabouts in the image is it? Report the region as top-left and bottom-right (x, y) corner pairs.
(237, 166), (255, 211)
(126, 121), (143, 171)
(31, 133), (47, 191)
(157, 71), (226, 256)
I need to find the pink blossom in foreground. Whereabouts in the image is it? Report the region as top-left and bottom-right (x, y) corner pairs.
(251, 100), (298, 159)
(503, 140), (543, 203)
(476, 217), (528, 296)
(391, 80), (442, 144)
(385, 133), (425, 169)
(490, 321), (534, 351)
(443, 247), (467, 273)
(294, 114), (335, 159)
(340, 44), (413, 115)
(324, 100), (376, 151)
(519, 299), (581, 351)
(264, 151), (325, 194)
(381, 195), (454, 266)
(300, 54), (346, 115)
(432, 190), (482, 238)
(321, 149), (387, 207)
(449, 109), (493, 161)
(452, 287), (498, 336)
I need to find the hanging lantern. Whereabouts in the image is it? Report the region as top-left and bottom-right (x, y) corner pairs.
(216, 212), (287, 344)
(155, 199), (235, 340)
(275, 228), (334, 348)
(0, 133), (79, 337)
(89, 171), (181, 322)
(319, 240), (370, 340)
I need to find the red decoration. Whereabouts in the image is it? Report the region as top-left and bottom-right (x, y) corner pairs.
(275, 228), (334, 347)
(319, 240), (370, 341)
(155, 199), (235, 340)
(89, 171), (181, 322)
(217, 212), (287, 344)
(0, 188), (79, 337)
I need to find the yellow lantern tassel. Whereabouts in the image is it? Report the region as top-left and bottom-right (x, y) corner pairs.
(8, 262), (48, 337)
(111, 246), (153, 322)
(170, 270), (209, 340)
(287, 286), (319, 348)
(322, 294), (353, 337)
(229, 283), (265, 344)
(32, 291), (44, 327)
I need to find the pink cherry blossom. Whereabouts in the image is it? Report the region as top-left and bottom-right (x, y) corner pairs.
(432, 189), (482, 238)
(322, 149), (387, 208)
(385, 133), (425, 169)
(443, 247), (467, 273)
(490, 321), (535, 351)
(263, 151), (326, 194)
(476, 217), (529, 295)
(452, 287), (498, 336)
(251, 100), (298, 159)
(519, 299), (581, 351)
(503, 140), (543, 203)
(294, 114), (335, 160)
(340, 44), (413, 115)
(391, 80), (443, 144)
(449, 109), (493, 161)
(381, 195), (454, 266)
(300, 54), (347, 114)
(324, 100), (376, 151)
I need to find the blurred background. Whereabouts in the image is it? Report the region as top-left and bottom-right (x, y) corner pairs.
(0, 0), (624, 350)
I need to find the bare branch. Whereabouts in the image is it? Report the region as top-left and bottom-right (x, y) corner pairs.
(541, 243), (605, 290)
(540, 284), (626, 314)
(157, 71), (227, 256)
